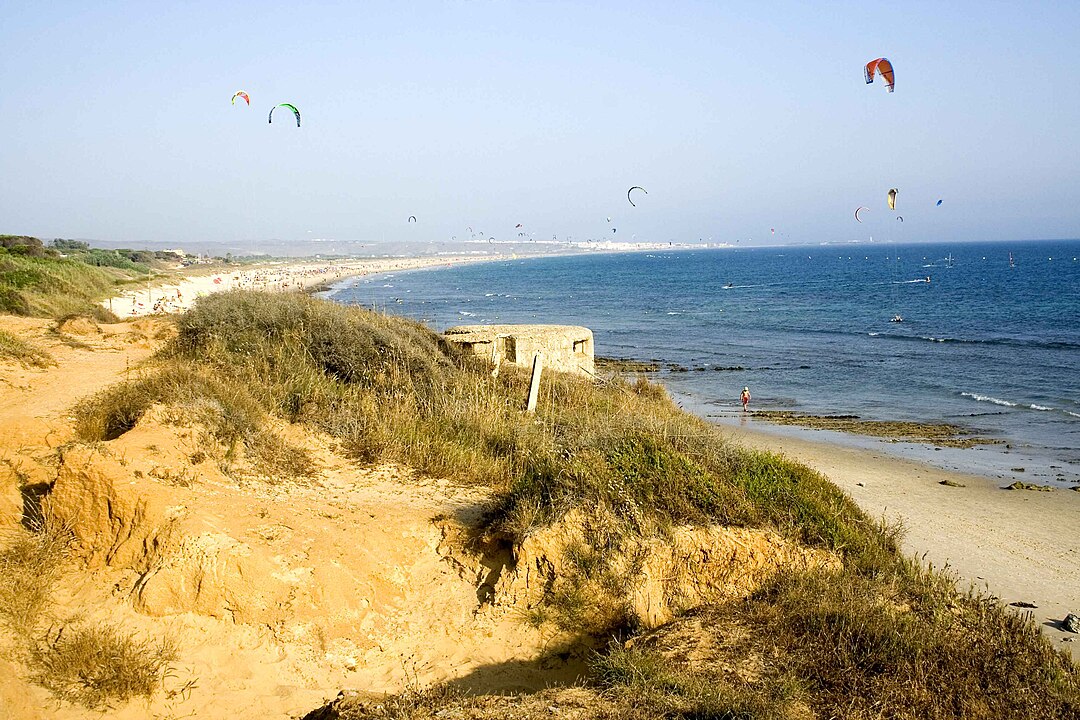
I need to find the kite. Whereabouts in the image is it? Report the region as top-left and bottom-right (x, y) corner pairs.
(896, 216), (904, 222)
(408, 216), (417, 223)
(864, 58), (895, 93)
(936, 199), (943, 206)
(854, 206), (869, 223)
(887, 188), (898, 210)
(268, 103), (301, 127)
(231, 91), (250, 106)
(627, 186), (647, 207)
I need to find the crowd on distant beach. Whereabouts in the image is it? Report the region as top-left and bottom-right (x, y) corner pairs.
(105, 256), (495, 318)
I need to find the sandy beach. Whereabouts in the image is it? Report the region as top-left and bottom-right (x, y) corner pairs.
(101, 255), (502, 317)
(723, 418), (1080, 659)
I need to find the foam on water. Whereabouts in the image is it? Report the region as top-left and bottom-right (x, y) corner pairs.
(961, 392), (1019, 408)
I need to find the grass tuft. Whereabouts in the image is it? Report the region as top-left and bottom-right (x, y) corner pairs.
(30, 623), (176, 710)
(591, 562), (1080, 718)
(0, 520), (69, 637)
(0, 329), (55, 367)
(594, 643), (796, 720)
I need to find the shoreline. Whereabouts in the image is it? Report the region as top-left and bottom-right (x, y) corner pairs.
(720, 417), (1080, 659)
(665, 383), (1080, 491)
(100, 254), (509, 318)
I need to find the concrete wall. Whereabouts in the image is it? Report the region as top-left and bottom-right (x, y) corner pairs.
(444, 324), (594, 377)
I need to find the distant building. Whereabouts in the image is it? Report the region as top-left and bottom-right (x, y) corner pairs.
(444, 324), (594, 377)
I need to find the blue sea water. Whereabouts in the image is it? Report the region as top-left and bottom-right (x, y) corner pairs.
(328, 239), (1080, 488)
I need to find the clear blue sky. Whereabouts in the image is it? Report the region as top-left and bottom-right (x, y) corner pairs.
(2, 1), (1078, 247)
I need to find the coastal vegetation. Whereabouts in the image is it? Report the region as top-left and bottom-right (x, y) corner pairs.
(62, 290), (1079, 718)
(1, 234), (233, 319)
(0, 521), (68, 638)
(29, 622), (176, 711)
(1, 236), (136, 318)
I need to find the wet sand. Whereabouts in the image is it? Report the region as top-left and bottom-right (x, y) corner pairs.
(749, 410), (1003, 449)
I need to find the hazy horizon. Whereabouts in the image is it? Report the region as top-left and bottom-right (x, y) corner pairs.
(3, 2), (1078, 247)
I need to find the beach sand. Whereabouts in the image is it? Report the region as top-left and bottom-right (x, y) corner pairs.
(101, 255), (500, 317)
(723, 419), (1080, 659)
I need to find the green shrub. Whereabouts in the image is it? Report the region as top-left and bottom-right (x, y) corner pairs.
(78, 248), (148, 273)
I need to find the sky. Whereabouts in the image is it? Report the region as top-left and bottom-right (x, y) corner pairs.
(2, 1), (1079, 249)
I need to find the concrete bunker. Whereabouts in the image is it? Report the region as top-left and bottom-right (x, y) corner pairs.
(444, 324), (594, 377)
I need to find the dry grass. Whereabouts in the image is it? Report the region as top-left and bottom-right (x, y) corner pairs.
(593, 642), (799, 720)
(30, 623), (176, 711)
(73, 362), (315, 483)
(0, 522), (176, 710)
(0, 328), (54, 367)
(0, 520), (69, 638)
(590, 561), (1080, 719)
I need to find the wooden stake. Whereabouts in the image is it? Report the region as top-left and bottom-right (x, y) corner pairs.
(526, 351), (544, 414)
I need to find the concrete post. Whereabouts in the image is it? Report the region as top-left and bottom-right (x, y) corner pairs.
(526, 351), (543, 414)
(491, 336), (503, 379)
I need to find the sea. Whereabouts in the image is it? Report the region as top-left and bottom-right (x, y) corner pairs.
(325, 239), (1080, 489)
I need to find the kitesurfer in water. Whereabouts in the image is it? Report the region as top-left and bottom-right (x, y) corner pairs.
(741, 386), (751, 412)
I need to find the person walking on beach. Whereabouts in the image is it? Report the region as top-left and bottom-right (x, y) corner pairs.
(741, 386), (751, 412)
